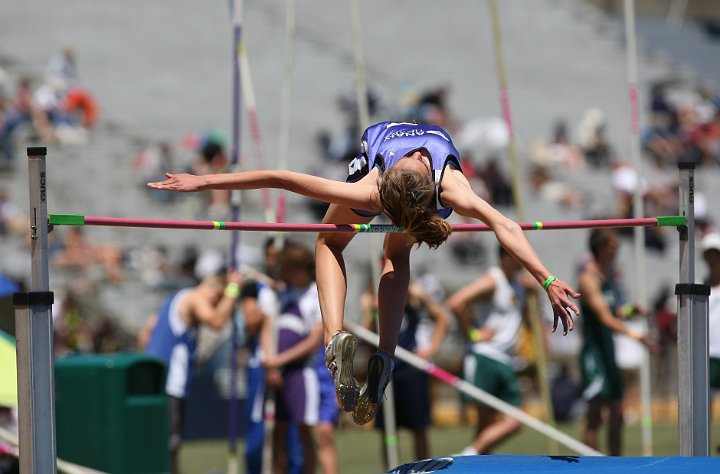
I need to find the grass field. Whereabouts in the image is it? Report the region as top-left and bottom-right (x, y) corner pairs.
(181, 420), (720, 473)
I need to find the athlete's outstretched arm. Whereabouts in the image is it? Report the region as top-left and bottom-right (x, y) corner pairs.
(440, 167), (580, 335)
(148, 170), (378, 212)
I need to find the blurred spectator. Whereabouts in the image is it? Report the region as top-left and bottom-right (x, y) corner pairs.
(316, 87), (382, 164)
(651, 284), (677, 400)
(135, 142), (176, 202)
(0, 328), (18, 473)
(455, 117), (509, 159)
(406, 85), (460, 133)
(46, 48), (79, 87)
(314, 321), (341, 474)
(0, 97), (25, 169)
(30, 76), (65, 142)
(642, 112), (684, 168)
(191, 140), (230, 219)
(140, 270), (242, 474)
(527, 165), (582, 210)
(362, 278), (449, 470)
(577, 108), (613, 168)
(127, 245), (196, 291)
(25, 49), (100, 145)
(611, 160), (675, 253)
(52, 284), (134, 356)
(577, 228), (658, 455)
(414, 265), (448, 353)
(649, 83), (676, 121)
(0, 189), (27, 236)
(550, 364), (582, 423)
(240, 269), (301, 473)
(447, 245), (529, 455)
(61, 85), (99, 130)
(529, 120), (585, 173)
(694, 192), (714, 237)
(311, 88), (384, 220)
(261, 242), (324, 474)
(0, 405), (18, 474)
(477, 158), (513, 207)
(701, 234), (720, 423)
(10, 76), (33, 121)
(446, 154), (489, 266)
(53, 228), (125, 283)
(674, 97), (720, 166)
(238, 237), (302, 474)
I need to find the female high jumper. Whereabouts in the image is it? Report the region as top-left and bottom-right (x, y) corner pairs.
(148, 121), (580, 425)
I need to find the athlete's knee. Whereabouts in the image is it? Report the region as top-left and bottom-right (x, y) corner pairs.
(316, 233), (350, 254)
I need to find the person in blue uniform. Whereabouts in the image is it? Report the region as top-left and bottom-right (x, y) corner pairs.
(141, 271), (241, 474)
(148, 121), (580, 426)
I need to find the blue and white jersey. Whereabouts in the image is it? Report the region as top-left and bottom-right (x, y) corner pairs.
(241, 281), (280, 369)
(145, 289), (198, 399)
(347, 121), (462, 218)
(277, 283), (322, 370)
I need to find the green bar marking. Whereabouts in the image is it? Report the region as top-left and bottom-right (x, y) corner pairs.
(49, 214), (85, 226)
(656, 215), (687, 227)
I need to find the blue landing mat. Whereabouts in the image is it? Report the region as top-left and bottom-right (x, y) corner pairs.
(388, 455), (720, 473)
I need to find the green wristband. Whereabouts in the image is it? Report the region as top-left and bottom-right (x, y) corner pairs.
(468, 328), (483, 343)
(543, 275), (557, 291)
(224, 282), (240, 299)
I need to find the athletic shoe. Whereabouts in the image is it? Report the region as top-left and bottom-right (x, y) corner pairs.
(352, 349), (394, 425)
(325, 331), (360, 412)
(452, 446), (479, 456)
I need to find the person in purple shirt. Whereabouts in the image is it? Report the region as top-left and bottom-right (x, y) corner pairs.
(148, 121), (580, 427)
(261, 242), (324, 474)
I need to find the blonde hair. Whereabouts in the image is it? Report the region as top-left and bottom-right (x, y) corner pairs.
(377, 167), (452, 249)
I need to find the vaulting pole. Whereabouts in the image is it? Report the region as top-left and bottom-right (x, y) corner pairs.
(487, 0), (557, 454)
(229, 1), (243, 471)
(622, 0), (653, 455)
(276, 0), (297, 224)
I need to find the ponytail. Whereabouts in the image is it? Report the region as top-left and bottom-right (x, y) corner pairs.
(378, 167), (452, 248)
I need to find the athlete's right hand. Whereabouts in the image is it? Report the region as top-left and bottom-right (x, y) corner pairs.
(265, 367), (283, 388)
(147, 173), (205, 192)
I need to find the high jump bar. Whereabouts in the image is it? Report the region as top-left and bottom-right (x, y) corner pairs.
(48, 214), (686, 233)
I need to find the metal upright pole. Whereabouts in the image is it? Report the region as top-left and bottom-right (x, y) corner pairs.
(13, 146), (56, 473)
(676, 161), (710, 456)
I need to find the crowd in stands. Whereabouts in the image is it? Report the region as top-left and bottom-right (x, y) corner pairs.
(0, 48), (99, 171)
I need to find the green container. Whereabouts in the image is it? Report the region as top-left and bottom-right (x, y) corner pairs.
(55, 353), (169, 474)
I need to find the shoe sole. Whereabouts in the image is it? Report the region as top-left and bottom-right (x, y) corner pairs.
(333, 334), (359, 412)
(352, 353), (386, 425)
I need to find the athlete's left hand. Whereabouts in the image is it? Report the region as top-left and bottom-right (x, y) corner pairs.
(546, 278), (580, 335)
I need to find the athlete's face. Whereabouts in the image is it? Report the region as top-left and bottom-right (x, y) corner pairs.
(396, 148), (432, 176)
(600, 234), (620, 262)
